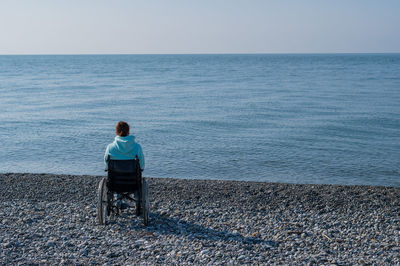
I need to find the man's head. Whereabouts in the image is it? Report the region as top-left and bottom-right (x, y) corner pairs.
(116, 121), (130, 137)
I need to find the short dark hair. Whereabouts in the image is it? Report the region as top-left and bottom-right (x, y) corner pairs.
(116, 121), (129, 137)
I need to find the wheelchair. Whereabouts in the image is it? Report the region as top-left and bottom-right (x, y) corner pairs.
(97, 157), (149, 226)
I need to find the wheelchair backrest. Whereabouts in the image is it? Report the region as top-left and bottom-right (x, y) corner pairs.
(108, 159), (140, 174)
(107, 158), (141, 193)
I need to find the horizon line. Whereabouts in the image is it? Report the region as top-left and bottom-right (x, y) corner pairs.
(1, 52), (400, 56)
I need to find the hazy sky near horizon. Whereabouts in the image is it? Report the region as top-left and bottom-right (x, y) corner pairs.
(0, 0), (399, 54)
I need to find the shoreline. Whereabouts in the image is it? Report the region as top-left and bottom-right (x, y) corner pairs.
(1, 173), (399, 264)
(1, 171), (399, 188)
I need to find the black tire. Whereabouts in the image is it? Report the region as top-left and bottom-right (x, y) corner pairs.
(97, 177), (108, 225)
(142, 177), (150, 226)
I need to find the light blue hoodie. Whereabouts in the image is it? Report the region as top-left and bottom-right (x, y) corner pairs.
(104, 135), (145, 170)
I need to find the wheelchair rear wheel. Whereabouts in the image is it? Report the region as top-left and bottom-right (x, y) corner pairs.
(141, 177), (150, 226)
(97, 177), (109, 225)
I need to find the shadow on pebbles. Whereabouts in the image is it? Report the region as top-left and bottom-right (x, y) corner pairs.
(0, 173), (399, 265)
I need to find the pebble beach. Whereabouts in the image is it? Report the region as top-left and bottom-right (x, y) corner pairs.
(0, 173), (399, 265)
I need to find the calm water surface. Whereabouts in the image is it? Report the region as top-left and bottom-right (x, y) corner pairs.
(0, 54), (399, 186)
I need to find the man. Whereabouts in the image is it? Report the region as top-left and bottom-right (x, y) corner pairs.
(104, 121), (145, 170)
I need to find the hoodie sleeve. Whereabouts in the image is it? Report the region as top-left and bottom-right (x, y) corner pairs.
(137, 144), (145, 170)
(104, 145), (110, 166)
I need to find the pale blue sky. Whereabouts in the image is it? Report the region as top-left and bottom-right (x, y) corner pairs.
(0, 0), (399, 54)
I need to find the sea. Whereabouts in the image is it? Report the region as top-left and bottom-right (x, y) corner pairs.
(0, 54), (399, 187)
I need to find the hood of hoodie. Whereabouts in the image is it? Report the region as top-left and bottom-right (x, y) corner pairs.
(112, 135), (136, 153)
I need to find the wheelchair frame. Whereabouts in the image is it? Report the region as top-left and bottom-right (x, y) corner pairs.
(97, 157), (149, 226)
